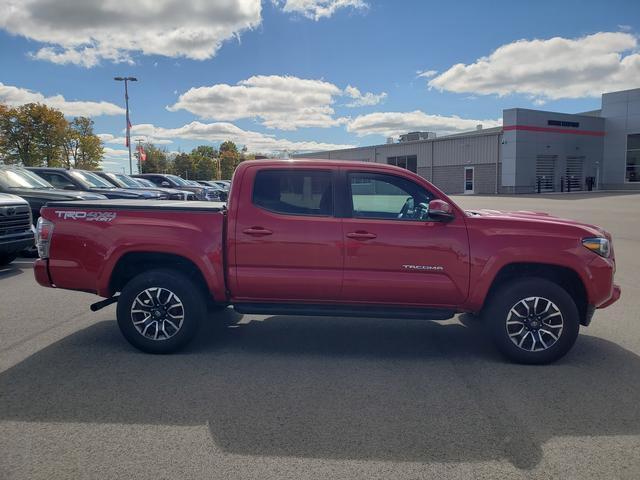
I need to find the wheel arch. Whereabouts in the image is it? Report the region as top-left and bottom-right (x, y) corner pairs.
(483, 262), (589, 326)
(109, 252), (213, 303)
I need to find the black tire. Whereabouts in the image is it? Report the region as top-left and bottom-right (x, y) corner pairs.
(0, 253), (18, 266)
(484, 278), (580, 364)
(116, 269), (206, 354)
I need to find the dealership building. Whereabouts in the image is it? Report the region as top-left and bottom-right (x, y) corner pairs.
(294, 88), (640, 194)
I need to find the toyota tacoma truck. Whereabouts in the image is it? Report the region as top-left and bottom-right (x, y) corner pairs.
(33, 160), (620, 363)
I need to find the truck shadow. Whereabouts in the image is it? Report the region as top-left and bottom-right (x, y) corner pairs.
(0, 314), (638, 470)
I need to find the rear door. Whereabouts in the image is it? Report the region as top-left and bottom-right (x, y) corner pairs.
(341, 170), (470, 307)
(231, 166), (343, 302)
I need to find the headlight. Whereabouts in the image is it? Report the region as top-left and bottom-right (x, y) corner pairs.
(582, 237), (610, 258)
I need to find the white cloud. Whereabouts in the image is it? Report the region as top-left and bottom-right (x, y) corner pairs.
(130, 121), (355, 153)
(103, 147), (129, 157)
(0, 0), (262, 67)
(168, 75), (385, 130)
(98, 133), (173, 146)
(0, 82), (124, 117)
(347, 110), (501, 137)
(274, 0), (367, 20)
(343, 85), (387, 107)
(416, 69), (438, 78)
(428, 32), (640, 101)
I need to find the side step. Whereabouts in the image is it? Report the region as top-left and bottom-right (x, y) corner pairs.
(233, 303), (455, 320)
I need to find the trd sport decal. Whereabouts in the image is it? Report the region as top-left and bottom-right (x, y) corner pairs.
(54, 211), (117, 222)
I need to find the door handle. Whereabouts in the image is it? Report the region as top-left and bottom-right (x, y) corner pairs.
(243, 227), (273, 236)
(346, 231), (377, 240)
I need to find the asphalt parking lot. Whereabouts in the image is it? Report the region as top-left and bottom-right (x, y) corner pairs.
(1, 192), (639, 480)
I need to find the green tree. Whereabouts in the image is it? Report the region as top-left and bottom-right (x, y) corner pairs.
(0, 103), (67, 166)
(219, 140), (238, 154)
(173, 152), (196, 179)
(140, 143), (171, 174)
(63, 117), (104, 170)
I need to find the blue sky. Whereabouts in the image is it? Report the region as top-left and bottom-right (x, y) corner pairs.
(0, 0), (639, 172)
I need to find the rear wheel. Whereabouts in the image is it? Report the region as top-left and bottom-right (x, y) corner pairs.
(116, 269), (205, 353)
(484, 278), (580, 364)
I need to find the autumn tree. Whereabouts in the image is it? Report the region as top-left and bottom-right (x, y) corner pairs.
(219, 140), (241, 179)
(63, 117), (104, 170)
(0, 103), (67, 166)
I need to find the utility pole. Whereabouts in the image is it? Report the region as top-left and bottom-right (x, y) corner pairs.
(114, 76), (138, 174)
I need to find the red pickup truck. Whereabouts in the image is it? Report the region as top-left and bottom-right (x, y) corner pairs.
(33, 160), (620, 363)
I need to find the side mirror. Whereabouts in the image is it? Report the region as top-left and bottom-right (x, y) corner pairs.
(428, 199), (454, 221)
(160, 181), (171, 187)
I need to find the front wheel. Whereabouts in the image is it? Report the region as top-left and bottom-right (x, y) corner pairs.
(484, 278), (580, 364)
(116, 269), (206, 353)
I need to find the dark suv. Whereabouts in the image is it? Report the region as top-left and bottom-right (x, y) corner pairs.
(0, 165), (107, 224)
(0, 193), (33, 266)
(28, 168), (159, 200)
(133, 174), (220, 201)
(94, 171), (191, 200)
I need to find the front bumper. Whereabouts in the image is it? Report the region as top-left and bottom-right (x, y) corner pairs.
(598, 283), (621, 309)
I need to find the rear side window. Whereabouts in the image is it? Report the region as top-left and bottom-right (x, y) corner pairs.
(252, 169), (333, 216)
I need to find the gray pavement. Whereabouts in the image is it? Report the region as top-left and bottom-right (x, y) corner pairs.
(0, 192), (639, 479)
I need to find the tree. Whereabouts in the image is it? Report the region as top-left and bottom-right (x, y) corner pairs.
(220, 148), (240, 180)
(0, 103), (67, 166)
(173, 152), (196, 178)
(63, 117), (104, 170)
(219, 140), (238, 154)
(140, 143), (171, 174)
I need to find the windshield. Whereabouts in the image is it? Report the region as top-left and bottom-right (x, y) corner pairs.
(164, 174), (190, 186)
(0, 168), (54, 189)
(70, 170), (115, 189)
(113, 173), (142, 188)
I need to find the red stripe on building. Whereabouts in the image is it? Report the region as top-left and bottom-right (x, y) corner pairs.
(503, 125), (605, 137)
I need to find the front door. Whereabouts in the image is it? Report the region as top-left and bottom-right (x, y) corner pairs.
(464, 167), (474, 194)
(341, 171), (470, 307)
(232, 166), (343, 302)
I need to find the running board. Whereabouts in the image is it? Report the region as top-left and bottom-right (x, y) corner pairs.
(233, 303), (455, 320)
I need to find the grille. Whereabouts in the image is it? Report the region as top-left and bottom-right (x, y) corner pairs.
(0, 204), (32, 237)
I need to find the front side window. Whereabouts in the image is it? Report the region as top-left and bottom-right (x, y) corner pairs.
(253, 169), (333, 216)
(39, 172), (76, 190)
(626, 134), (640, 182)
(349, 172), (432, 221)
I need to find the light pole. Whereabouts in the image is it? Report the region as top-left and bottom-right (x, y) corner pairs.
(114, 76), (138, 174)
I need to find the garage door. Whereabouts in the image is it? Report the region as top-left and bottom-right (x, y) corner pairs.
(536, 155), (557, 192)
(566, 156), (585, 192)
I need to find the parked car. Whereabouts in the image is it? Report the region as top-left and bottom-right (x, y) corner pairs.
(28, 168), (160, 200)
(133, 177), (197, 200)
(34, 159), (620, 363)
(0, 165), (107, 225)
(194, 181), (228, 201)
(133, 173), (221, 201)
(0, 193), (33, 266)
(94, 171), (193, 200)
